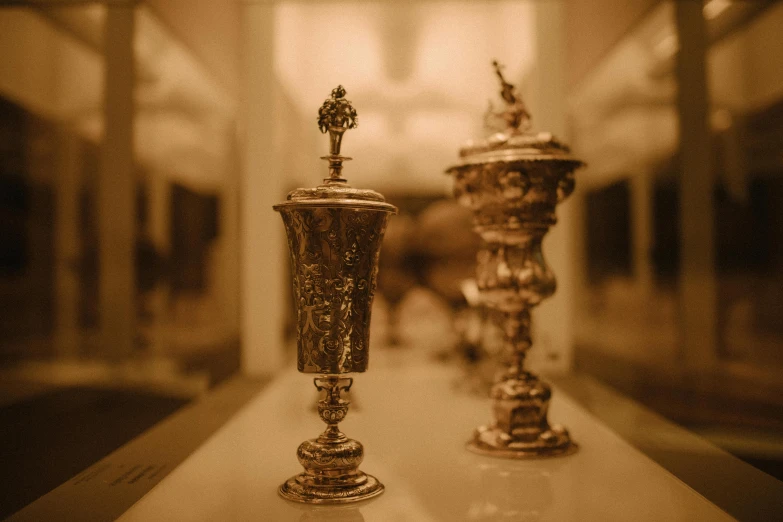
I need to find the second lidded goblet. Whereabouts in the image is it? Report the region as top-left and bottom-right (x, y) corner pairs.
(446, 61), (584, 458)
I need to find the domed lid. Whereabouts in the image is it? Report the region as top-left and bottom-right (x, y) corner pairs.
(446, 61), (583, 171)
(273, 85), (396, 213)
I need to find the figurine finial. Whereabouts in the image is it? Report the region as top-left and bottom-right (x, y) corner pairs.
(486, 60), (531, 133)
(318, 85), (358, 182)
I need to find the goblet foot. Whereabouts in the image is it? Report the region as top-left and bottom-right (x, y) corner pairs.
(467, 423), (578, 459)
(279, 471), (384, 504)
(280, 376), (384, 504)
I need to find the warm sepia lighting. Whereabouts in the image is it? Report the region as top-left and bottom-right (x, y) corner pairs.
(703, 0), (732, 21)
(654, 32), (678, 59)
(711, 108), (733, 131)
(0, 7), (103, 134)
(134, 6), (236, 190)
(1, 1), (783, 519)
(273, 1), (535, 195)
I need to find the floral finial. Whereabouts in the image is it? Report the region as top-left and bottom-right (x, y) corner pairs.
(317, 86), (358, 182)
(318, 85), (358, 134)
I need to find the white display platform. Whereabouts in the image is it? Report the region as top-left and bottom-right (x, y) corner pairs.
(112, 356), (734, 522)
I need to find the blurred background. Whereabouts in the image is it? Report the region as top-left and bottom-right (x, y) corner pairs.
(0, 0), (781, 516)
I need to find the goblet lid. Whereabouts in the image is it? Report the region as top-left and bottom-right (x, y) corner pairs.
(446, 61), (584, 172)
(274, 85), (396, 214)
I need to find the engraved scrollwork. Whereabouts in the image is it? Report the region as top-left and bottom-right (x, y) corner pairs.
(556, 169), (576, 202)
(498, 170), (530, 201)
(453, 168), (480, 209)
(279, 206), (390, 374)
(476, 241), (556, 312)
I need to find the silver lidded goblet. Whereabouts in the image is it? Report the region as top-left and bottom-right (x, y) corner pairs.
(446, 62), (584, 458)
(274, 85), (396, 502)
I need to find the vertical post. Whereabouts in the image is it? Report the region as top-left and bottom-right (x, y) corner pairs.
(54, 126), (82, 358)
(239, 3), (286, 374)
(146, 170), (170, 356)
(675, 1), (717, 366)
(204, 129), (241, 344)
(532, 0), (572, 373)
(98, 4), (135, 359)
(631, 169), (653, 294)
(218, 131), (241, 335)
(206, 137), (241, 341)
(502, 309), (532, 379)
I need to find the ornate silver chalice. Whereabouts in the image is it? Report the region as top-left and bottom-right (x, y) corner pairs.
(446, 62), (584, 458)
(274, 86), (395, 502)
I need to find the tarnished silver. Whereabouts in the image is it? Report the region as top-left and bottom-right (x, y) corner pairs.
(274, 86), (395, 503)
(446, 61), (584, 459)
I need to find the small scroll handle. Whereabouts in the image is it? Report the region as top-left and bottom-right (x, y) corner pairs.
(314, 375), (353, 401)
(314, 376), (353, 438)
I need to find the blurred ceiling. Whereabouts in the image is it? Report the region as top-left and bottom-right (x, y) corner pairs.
(0, 4), (236, 192)
(567, 0), (783, 189)
(274, 1), (536, 196)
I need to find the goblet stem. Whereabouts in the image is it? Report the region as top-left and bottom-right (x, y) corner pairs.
(315, 375), (352, 442)
(501, 309), (532, 380)
(279, 375), (384, 503)
(324, 128), (348, 181)
(467, 308), (577, 458)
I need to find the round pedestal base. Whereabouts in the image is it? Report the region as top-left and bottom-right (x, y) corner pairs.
(278, 472), (384, 504)
(467, 424), (578, 459)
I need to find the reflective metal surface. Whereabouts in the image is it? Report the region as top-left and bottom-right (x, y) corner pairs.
(446, 62), (584, 458)
(274, 86), (395, 503)
(277, 206), (391, 374)
(279, 376), (384, 504)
